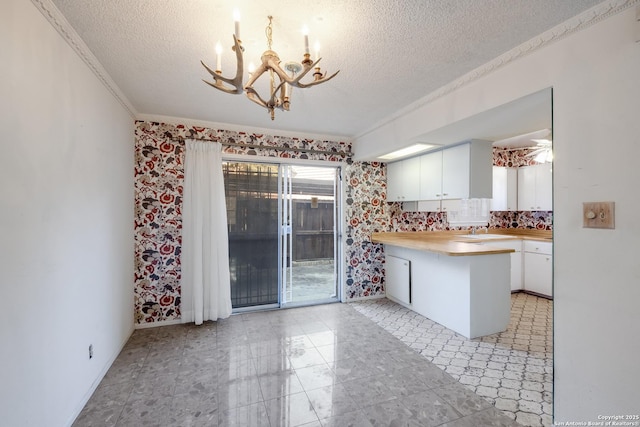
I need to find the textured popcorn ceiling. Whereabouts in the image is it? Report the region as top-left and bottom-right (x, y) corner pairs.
(50, 0), (602, 138)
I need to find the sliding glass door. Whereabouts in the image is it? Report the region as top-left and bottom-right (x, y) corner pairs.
(223, 161), (340, 310)
(280, 165), (340, 307)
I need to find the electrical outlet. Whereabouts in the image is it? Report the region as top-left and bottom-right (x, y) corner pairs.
(583, 201), (615, 229)
(89, 344), (93, 359)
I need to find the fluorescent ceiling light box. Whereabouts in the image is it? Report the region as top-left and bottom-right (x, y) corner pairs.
(379, 143), (436, 160)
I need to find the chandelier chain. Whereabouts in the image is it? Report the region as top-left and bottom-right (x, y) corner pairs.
(266, 16), (273, 50)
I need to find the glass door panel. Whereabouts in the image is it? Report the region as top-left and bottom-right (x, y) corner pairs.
(223, 162), (280, 309)
(281, 165), (339, 306)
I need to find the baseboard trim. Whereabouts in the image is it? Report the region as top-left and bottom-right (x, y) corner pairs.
(65, 325), (134, 427)
(135, 318), (184, 329)
(345, 293), (387, 302)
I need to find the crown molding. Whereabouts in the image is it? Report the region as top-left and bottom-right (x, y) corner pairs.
(355, 0), (639, 140)
(136, 114), (353, 143)
(31, 0), (137, 118)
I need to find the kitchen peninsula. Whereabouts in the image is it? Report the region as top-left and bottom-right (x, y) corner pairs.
(372, 231), (517, 339)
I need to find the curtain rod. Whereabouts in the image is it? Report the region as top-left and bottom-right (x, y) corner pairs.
(170, 136), (352, 157)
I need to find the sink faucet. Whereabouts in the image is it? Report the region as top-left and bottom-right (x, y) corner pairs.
(470, 226), (488, 235)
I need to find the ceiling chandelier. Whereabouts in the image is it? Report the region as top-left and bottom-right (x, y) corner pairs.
(201, 13), (339, 120)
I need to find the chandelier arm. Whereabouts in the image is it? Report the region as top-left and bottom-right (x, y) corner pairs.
(200, 35), (244, 95)
(269, 57), (339, 89)
(266, 58), (314, 86)
(201, 78), (240, 95)
(267, 80), (287, 110)
(244, 63), (269, 91)
(294, 70), (340, 89)
(244, 86), (270, 109)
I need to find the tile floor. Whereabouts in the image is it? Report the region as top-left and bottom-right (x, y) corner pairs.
(351, 293), (553, 427)
(74, 302), (521, 427)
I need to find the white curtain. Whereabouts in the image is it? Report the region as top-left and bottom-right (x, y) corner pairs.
(181, 140), (232, 324)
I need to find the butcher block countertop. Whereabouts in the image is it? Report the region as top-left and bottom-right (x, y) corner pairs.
(371, 230), (552, 257)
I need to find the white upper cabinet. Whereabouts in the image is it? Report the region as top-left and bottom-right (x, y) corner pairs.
(518, 163), (553, 211)
(492, 166), (518, 211)
(418, 151), (443, 200)
(386, 156), (421, 202)
(420, 140), (493, 201)
(387, 140), (493, 204)
(441, 144), (470, 199)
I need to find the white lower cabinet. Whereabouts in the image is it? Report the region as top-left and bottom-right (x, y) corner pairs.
(384, 244), (511, 339)
(385, 255), (411, 305)
(523, 240), (553, 298)
(481, 240), (522, 291)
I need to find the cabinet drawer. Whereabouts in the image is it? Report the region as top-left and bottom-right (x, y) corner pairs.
(523, 240), (552, 255)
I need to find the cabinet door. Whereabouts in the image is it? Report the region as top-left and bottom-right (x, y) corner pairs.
(417, 200), (442, 212)
(419, 151), (443, 200)
(535, 163), (553, 210)
(386, 158), (421, 202)
(385, 255), (411, 305)
(517, 166), (537, 210)
(510, 250), (523, 291)
(492, 167), (518, 211)
(524, 252), (552, 298)
(518, 164), (553, 211)
(440, 199), (460, 213)
(442, 144), (470, 199)
(386, 161), (404, 202)
(402, 157), (422, 201)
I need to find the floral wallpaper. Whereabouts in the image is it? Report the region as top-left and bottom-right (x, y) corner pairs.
(133, 128), (553, 323)
(134, 121), (386, 323)
(343, 162), (389, 299)
(493, 147), (544, 167)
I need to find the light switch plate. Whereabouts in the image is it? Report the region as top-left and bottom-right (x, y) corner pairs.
(583, 201), (615, 229)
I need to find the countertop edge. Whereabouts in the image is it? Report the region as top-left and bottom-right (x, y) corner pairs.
(371, 231), (551, 256)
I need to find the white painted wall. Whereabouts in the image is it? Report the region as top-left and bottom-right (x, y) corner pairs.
(354, 4), (640, 422)
(0, 1), (135, 426)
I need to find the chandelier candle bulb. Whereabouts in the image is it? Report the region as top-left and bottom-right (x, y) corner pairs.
(215, 41), (222, 72)
(302, 26), (310, 54)
(233, 9), (241, 40)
